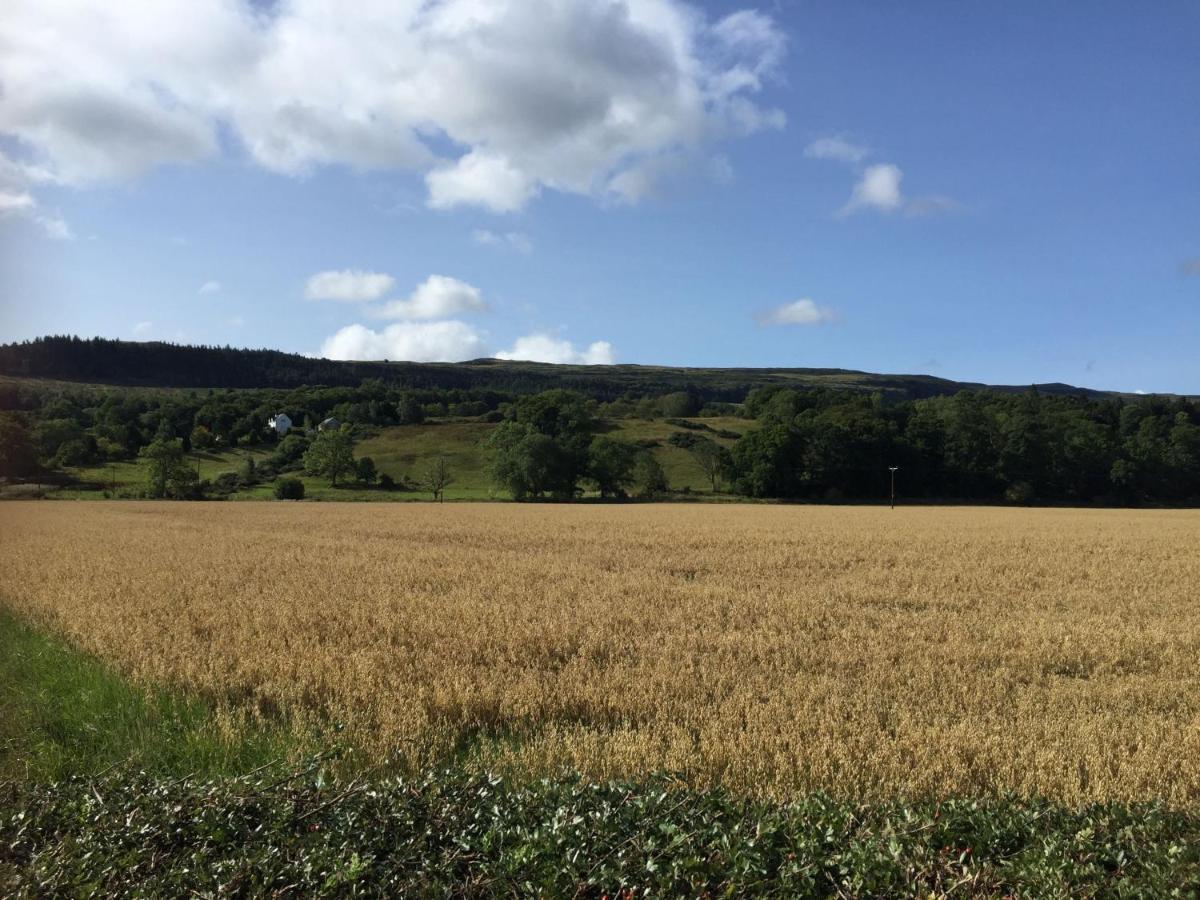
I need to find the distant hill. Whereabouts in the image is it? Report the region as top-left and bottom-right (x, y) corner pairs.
(0, 335), (1129, 402)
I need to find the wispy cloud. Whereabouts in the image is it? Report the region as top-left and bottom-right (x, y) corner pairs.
(472, 229), (533, 254)
(305, 269), (395, 302)
(198, 280), (221, 295)
(0, 187), (72, 239)
(804, 136), (869, 164)
(757, 298), (838, 326)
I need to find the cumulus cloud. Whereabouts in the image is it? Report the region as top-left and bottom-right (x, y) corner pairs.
(321, 322), (616, 364)
(198, 280), (221, 295)
(472, 229), (533, 253)
(840, 163), (903, 216)
(496, 334), (616, 365)
(373, 275), (488, 320)
(305, 269), (395, 302)
(1, 0), (787, 213)
(804, 136), (868, 164)
(426, 151), (538, 214)
(321, 321), (490, 363)
(757, 298), (837, 326)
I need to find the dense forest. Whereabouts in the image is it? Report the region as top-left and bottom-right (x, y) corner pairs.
(1, 360), (1197, 504)
(0, 336), (1122, 402)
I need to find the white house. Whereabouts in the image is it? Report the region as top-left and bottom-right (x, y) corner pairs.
(268, 412), (292, 435)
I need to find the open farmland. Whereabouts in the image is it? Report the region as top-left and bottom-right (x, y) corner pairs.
(1, 502), (1198, 805)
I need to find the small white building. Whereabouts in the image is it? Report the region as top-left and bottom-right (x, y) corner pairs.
(268, 412), (292, 435)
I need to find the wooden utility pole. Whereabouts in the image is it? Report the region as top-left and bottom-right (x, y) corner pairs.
(889, 466), (899, 509)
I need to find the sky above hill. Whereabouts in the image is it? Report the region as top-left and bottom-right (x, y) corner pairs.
(1, 1), (1197, 393)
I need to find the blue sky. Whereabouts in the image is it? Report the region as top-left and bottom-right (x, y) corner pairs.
(1, 1), (1197, 392)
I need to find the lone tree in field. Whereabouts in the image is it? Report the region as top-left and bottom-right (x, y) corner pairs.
(421, 455), (453, 502)
(302, 426), (355, 486)
(689, 437), (730, 493)
(139, 436), (199, 499)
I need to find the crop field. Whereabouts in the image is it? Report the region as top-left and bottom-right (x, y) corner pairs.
(1, 502), (1198, 805)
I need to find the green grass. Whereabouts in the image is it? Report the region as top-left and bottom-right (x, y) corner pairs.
(354, 416), (756, 500)
(608, 416), (751, 494)
(355, 421), (500, 500)
(0, 609), (294, 782)
(55, 446), (274, 499)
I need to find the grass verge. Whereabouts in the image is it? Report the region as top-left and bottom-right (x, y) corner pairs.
(0, 609), (295, 782)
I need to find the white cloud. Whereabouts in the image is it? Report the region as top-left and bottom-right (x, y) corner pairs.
(1, 1), (786, 213)
(36, 213), (73, 240)
(305, 269), (395, 302)
(472, 229), (533, 253)
(758, 298), (837, 326)
(373, 274), (487, 320)
(0, 190), (36, 212)
(198, 280), (221, 295)
(321, 322), (616, 364)
(830, 157), (960, 219)
(840, 163), (903, 216)
(133, 321), (153, 337)
(804, 136), (868, 164)
(496, 334), (616, 365)
(0, 186), (72, 239)
(426, 150), (538, 214)
(320, 321), (489, 363)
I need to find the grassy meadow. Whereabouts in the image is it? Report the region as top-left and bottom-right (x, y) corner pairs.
(2, 501), (1198, 805)
(40, 415), (754, 501)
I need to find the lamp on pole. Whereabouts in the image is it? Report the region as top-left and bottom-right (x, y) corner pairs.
(888, 466), (899, 509)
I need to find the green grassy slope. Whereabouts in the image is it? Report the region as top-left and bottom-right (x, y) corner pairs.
(33, 416), (755, 502)
(354, 416), (755, 499)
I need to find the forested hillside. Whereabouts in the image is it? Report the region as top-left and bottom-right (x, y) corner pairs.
(0, 336), (1125, 401)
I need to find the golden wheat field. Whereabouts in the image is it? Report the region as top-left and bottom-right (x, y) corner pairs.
(1, 501), (1199, 803)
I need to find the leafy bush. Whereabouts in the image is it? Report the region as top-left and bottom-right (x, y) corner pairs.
(273, 477), (305, 500)
(667, 430), (703, 449)
(3, 767), (1198, 897)
(211, 472), (240, 496)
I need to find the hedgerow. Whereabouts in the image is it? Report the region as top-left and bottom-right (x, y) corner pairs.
(4, 765), (1198, 897)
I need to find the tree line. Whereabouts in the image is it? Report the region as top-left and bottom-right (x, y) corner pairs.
(724, 386), (1200, 505)
(2, 371), (1198, 506)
